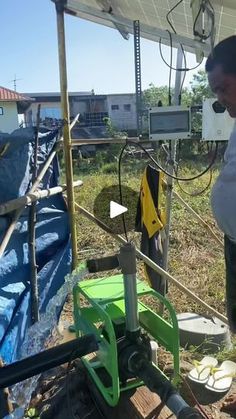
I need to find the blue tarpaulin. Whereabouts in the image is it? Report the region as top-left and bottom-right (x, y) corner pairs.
(0, 128), (71, 363)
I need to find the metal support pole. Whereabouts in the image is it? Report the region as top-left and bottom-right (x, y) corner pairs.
(119, 242), (139, 334)
(133, 20), (143, 136)
(162, 47), (184, 278)
(55, 1), (78, 269)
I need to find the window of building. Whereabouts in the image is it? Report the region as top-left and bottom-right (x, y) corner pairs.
(111, 104), (119, 110)
(0, 107), (3, 115)
(124, 104), (131, 111)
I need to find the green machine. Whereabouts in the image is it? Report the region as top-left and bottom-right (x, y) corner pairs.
(73, 242), (201, 418)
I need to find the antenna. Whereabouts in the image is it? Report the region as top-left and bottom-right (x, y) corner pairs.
(8, 74), (23, 91)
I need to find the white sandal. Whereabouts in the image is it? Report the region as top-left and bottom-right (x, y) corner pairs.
(188, 356), (218, 384)
(205, 360), (236, 392)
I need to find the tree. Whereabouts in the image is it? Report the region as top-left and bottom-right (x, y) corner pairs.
(142, 70), (213, 109)
(189, 70), (213, 105)
(142, 83), (192, 108)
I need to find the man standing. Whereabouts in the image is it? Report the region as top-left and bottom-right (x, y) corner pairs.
(206, 35), (236, 411)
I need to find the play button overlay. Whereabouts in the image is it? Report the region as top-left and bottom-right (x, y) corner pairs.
(110, 201), (127, 219)
(93, 185), (139, 235)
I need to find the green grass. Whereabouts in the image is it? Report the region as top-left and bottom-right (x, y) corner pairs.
(71, 156), (225, 321)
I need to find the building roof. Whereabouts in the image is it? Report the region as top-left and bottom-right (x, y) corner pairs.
(0, 86), (32, 102)
(24, 91), (93, 97)
(24, 92), (107, 102)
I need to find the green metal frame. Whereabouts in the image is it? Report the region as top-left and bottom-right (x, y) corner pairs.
(73, 274), (180, 407)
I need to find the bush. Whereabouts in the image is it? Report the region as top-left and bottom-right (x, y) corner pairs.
(100, 162), (118, 174)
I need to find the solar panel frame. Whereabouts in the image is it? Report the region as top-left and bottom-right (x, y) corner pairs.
(62, 0), (236, 55)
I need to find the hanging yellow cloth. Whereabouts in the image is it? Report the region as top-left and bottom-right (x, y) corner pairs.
(139, 166), (166, 238)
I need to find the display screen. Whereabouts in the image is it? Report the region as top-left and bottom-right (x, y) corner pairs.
(150, 110), (190, 134)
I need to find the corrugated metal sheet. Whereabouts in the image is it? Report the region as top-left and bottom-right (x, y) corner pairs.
(0, 86), (31, 102)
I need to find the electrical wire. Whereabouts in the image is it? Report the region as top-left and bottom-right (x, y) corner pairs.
(175, 167), (213, 196)
(167, 1), (183, 105)
(179, 373), (211, 419)
(166, 0), (186, 95)
(166, 0), (192, 104)
(125, 140), (218, 182)
(159, 0), (204, 75)
(159, 39), (204, 71)
(179, 44), (187, 104)
(175, 142), (217, 196)
(118, 143), (129, 242)
(166, 0), (184, 35)
(193, 0), (215, 42)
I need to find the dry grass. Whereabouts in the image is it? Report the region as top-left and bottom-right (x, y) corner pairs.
(73, 161), (226, 319)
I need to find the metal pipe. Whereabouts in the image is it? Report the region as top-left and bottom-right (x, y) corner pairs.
(0, 334), (98, 389)
(55, 1), (78, 269)
(71, 137), (139, 145)
(162, 47), (184, 274)
(119, 242), (139, 333)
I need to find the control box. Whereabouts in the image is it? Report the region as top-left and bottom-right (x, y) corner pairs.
(202, 98), (235, 141)
(149, 106), (191, 141)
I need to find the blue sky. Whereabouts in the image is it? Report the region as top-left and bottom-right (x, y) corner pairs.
(2, 0), (205, 94)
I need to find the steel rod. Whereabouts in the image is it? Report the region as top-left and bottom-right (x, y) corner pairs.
(163, 47), (184, 274)
(119, 242), (139, 333)
(172, 187), (223, 247)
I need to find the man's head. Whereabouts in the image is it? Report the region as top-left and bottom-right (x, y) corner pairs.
(206, 36), (236, 117)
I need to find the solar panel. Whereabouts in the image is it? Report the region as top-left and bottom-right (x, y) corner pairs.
(62, 0), (236, 55)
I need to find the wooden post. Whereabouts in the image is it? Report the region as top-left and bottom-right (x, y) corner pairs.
(55, 1), (78, 270)
(28, 104), (41, 323)
(0, 181), (83, 216)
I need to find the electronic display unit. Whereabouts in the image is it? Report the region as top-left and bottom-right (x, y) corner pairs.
(149, 106), (191, 141)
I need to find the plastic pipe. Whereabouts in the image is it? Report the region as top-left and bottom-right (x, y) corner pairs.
(0, 334), (98, 389)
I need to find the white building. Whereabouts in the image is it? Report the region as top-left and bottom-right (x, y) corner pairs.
(107, 93), (137, 131)
(24, 91), (95, 126)
(0, 87), (32, 134)
(24, 91), (138, 133)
